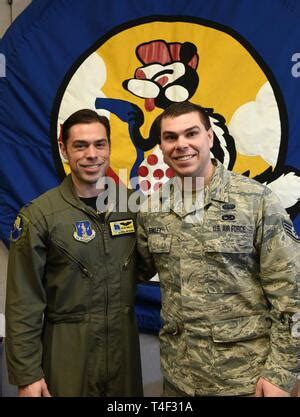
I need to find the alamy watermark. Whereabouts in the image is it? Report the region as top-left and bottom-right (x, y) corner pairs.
(291, 53), (300, 78)
(95, 169), (204, 221)
(0, 53), (6, 78)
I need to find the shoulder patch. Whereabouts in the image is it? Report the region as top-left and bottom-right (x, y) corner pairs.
(282, 219), (300, 242)
(73, 220), (96, 243)
(10, 215), (24, 242)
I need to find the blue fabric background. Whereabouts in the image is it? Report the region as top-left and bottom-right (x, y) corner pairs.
(1, 0), (299, 332)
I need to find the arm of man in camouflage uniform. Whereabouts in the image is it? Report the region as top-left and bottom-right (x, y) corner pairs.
(255, 188), (299, 396)
(6, 210), (51, 397)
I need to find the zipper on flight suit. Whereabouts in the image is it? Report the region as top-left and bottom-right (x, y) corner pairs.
(82, 208), (110, 389)
(81, 209), (109, 310)
(82, 208), (110, 255)
(121, 239), (136, 270)
(82, 210), (109, 315)
(53, 240), (91, 278)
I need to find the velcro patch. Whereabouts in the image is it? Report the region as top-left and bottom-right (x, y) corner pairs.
(110, 219), (135, 236)
(282, 219), (300, 242)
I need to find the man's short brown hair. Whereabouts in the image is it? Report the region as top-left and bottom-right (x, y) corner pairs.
(155, 101), (212, 142)
(61, 109), (110, 145)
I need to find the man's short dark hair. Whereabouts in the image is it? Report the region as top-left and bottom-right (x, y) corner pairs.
(155, 101), (212, 141)
(61, 109), (111, 145)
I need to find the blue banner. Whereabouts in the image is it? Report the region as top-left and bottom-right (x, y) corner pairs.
(1, 0), (300, 331)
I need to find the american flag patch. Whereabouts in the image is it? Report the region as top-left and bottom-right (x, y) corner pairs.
(282, 220), (300, 242)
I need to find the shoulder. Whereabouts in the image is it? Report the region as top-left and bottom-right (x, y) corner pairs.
(221, 169), (288, 220)
(10, 186), (61, 244)
(228, 171), (288, 214)
(20, 185), (62, 220)
(227, 169), (269, 195)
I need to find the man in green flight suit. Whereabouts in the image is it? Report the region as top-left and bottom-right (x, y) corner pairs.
(137, 101), (299, 396)
(5, 109), (143, 397)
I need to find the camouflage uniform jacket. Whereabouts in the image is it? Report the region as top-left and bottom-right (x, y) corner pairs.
(6, 175), (142, 396)
(137, 160), (299, 396)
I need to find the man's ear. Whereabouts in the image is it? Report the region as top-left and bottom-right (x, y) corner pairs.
(59, 141), (68, 161)
(158, 135), (164, 151)
(208, 128), (214, 149)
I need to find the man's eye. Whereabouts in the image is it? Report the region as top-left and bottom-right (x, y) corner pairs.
(187, 131), (197, 137)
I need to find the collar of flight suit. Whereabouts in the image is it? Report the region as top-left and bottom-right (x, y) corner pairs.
(58, 174), (122, 219)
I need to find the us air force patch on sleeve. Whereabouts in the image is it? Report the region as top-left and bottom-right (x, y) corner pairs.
(10, 215), (24, 242)
(282, 219), (300, 242)
(110, 219), (135, 236)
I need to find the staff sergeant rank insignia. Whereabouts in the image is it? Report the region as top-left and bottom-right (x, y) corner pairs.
(282, 219), (300, 242)
(73, 221), (96, 243)
(110, 219), (135, 236)
(11, 215), (24, 242)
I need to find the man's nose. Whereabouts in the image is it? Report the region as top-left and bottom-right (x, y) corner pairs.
(175, 135), (188, 150)
(85, 145), (97, 158)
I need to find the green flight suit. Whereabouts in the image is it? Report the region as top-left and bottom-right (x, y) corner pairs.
(6, 175), (142, 397)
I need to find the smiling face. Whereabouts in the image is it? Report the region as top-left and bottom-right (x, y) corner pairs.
(160, 111), (214, 185)
(60, 121), (110, 197)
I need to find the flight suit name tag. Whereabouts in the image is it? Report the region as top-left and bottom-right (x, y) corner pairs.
(110, 219), (135, 236)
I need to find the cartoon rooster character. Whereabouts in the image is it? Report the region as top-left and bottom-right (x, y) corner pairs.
(95, 40), (236, 188)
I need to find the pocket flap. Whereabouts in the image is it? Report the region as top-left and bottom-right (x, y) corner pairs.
(204, 229), (253, 254)
(46, 313), (85, 324)
(148, 235), (172, 253)
(212, 315), (271, 343)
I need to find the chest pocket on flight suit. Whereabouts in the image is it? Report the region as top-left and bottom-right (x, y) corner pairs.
(148, 234), (172, 270)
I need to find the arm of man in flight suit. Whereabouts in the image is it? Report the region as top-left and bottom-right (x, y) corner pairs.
(136, 212), (157, 282)
(5, 209), (51, 397)
(255, 188), (299, 396)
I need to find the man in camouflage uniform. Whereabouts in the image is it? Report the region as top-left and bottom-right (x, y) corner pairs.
(137, 101), (299, 396)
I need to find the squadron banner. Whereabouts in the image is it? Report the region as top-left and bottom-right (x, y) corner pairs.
(1, 0), (300, 332)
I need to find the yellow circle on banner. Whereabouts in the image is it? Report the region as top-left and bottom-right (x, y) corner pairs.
(96, 21), (268, 179)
